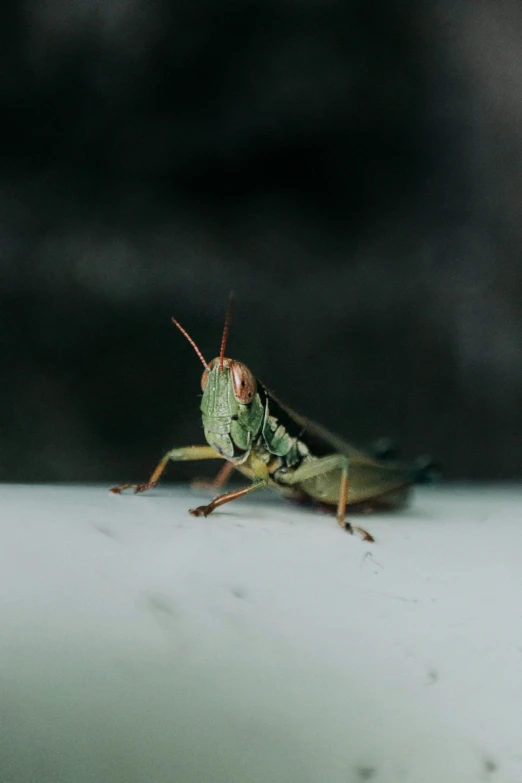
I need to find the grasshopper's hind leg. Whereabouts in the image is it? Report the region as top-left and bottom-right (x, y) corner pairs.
(110, 446), (223, 495)
(337, 466), (374, 542)
(278, 454), (374, 542)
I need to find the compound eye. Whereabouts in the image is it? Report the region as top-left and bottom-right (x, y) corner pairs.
(230, 361), (256, 403)
(201, 368), (210, 391)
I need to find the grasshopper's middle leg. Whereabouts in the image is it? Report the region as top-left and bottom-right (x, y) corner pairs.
(278, 454), (374, 542)
(191, 459), (236, 494)
(110, 446), (223, 495)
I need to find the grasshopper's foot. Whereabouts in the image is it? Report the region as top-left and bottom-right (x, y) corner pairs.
(189, 504), (212, 518)
(343, 521), (375, 543)
(110, 483), (134, 494)
(133, 482), (156, 494)
(110, 482), (155, 495)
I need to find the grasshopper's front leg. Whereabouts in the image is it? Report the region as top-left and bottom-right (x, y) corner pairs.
(110, 446), (223, 495)
(189, 461), (270, 518)
(277, 454), (374, 542)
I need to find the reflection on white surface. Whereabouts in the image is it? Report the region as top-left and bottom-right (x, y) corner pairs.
(0, 484), (521, 783)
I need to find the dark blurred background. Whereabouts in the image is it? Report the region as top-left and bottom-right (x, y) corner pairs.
(2, 0), (521, 483)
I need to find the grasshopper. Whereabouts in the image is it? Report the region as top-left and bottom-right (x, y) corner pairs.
(111, 295), (435, 541)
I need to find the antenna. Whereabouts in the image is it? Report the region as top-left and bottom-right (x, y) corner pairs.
(219, 292), (234, 371)
(171, 318), (209, 370)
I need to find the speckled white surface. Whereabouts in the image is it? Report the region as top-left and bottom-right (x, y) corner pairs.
(0, 483), (521, 783)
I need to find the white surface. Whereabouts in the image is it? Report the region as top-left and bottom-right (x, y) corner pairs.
(1, 483), (521, 783)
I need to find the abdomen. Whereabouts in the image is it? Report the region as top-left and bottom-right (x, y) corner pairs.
(299, 461), (414, 507)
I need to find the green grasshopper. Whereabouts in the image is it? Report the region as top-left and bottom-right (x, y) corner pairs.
(111, 296), (435, 541)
